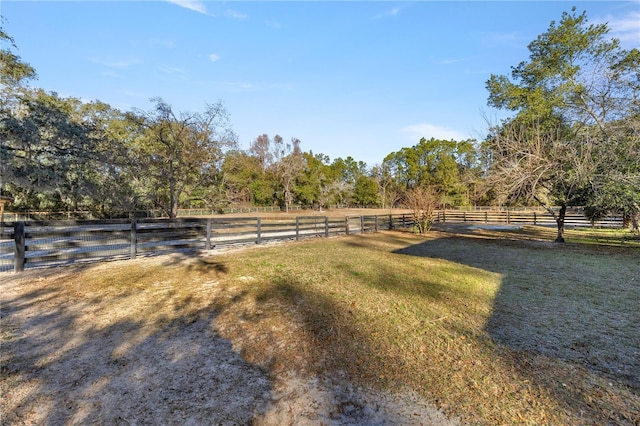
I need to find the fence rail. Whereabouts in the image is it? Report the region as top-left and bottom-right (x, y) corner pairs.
(0, 210), (623, 273)
(434, 210), (622, 227)
(0, 214), (405, 273)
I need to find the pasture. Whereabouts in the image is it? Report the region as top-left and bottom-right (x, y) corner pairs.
(1, 225), (638, 424)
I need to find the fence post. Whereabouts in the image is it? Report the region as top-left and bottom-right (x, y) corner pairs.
(463, 212), (466, 222)
(324, 216), (329, 237)
(442, 211), (446, 223)
(374, 215), (378, 232)
(130, 219), (137, 260)
(257, 218), (262, 244)
(14, 221), (25, 272)
(360, 216), (364, 233)
(389, 214), (393, 230)
(206, 218), (212, 250)
(296, 217), (300, 240)
(533, 212), (537, 226)
(507, 210), (511, 224)
(345, 217), (350, 235)
(402, 214), (406, 228)
(485, 211), (488, 223)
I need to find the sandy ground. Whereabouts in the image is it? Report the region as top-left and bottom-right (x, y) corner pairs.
(1, 258), (458, 426)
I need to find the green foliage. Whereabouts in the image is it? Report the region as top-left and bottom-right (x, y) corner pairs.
(352, 175), (380, 207)
(5, 13), (636, 222)
(0, 28), (36, 87)
(584, 174), (640, 230)
(131, 98), (237, 218)
(1, 88), (137, 213)
(383, 137), (480, 207)
(484, 8), (640, 237)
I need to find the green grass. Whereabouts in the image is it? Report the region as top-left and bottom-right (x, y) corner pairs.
(4, 226), (639, 425)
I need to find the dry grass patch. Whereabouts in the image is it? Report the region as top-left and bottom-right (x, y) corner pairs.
(212, 230), (639, 425)
(2, 226), (638, 425)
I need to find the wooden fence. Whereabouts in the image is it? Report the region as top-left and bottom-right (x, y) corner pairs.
(0, 210), (621, 273)
(434, 210), (622, 227)
(1, 214), (415, 273)
(1, 205), (353, 221)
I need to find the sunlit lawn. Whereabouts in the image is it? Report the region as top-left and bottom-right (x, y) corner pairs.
(3, 225), (639, 425)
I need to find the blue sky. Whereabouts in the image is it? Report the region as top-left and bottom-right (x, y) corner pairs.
(2, 1), (639, 166)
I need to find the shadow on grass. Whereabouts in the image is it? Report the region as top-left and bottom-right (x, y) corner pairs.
(0, 263), (272, 424)
(395, 232), (640, 422)
(249, 274), (457, 424)
(161, 254), (230, 275)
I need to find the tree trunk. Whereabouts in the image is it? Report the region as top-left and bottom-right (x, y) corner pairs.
(555, 203), (567, 243)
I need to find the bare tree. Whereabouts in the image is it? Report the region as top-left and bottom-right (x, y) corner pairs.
(274, 137), (303, 212)
(248, 134), (273, 174)
(483, 120), (597, 242)
(404, 185), (441, 234)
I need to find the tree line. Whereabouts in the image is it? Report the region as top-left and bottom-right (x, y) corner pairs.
(1, 9), (638, 238)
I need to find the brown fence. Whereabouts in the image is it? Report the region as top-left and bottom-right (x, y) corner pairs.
(0, 210), (622, 273)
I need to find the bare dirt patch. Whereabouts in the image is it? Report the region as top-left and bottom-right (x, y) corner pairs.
(1, 253), (456, 425)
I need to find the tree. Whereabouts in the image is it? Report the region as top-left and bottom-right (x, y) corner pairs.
(383, 138), (478, 207)
(133, 98), (237, 218)
(484, 8), (639, 241)
(371, 163), (399, 209)
(584, 173), (640, 230)
(0, 29), (36, 88)
(80, 103), (145, 215)
(220, 150), (258, 205)
(404, 185), (441, 234)
(352, 175), (380, 207)
(248, 134), (274, 174)
(1, 29), (142, 216)
(273, 136), (304, 212)
(296, 151), (329, 209)
(583, 112), (640, 230)
(2, 90), (107, 211)
(1, 28), (37, 201)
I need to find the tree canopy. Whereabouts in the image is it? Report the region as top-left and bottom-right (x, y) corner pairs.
(1, 9), (638, 237)
(484, 7), (640, 238)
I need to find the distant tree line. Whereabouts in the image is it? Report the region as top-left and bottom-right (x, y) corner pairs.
(1, 9), (638, 237)
(0, 27), (482, 218)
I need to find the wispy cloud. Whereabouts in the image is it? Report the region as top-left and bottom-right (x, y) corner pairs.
(225, 9), (248, 19)
(100, 70), (122, 78)
(265, 19), (282, 29)
(597, 11), (640, 47)
(158, 66), (186, 75)
(374, 6), (402, 19)
(209, 53), (220, 62)
(165, 1), (248, 20)
(400, 123), (469, 142)
(149, 38), (176, 48)
(166, 0), (207, 15)
(478, 31), (525, 50)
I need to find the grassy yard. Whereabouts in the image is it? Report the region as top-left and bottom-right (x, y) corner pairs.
(2, 225), (639, 424)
